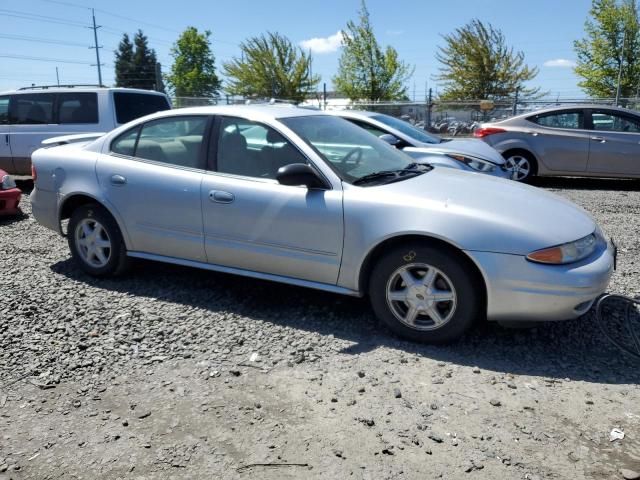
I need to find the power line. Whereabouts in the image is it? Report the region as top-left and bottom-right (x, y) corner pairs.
(0, 33), (88, 48)
(0, 8), (87, 27)
(0, 54), (93, 65)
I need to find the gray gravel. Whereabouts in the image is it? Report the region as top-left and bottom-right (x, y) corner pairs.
(0, 177), (639, 479)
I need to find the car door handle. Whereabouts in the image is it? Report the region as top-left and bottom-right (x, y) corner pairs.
(209, 190), (234, 203)
(591, 136), (606, 143)
(110, 174), (127, 185)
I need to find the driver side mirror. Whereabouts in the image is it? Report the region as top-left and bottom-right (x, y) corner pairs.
(379, 133), (401, 147)
(276, 163), (327, 189)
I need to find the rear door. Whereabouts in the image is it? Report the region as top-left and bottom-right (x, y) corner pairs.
(201, 115), (344, 285)
(525, 110), (590, 172)
(587, 109), (640, 176)
(96, 115), (209, 261)
(0, 96), (12, 172)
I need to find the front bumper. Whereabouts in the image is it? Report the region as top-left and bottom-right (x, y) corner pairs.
(466, 240), (614, 322)
(0, 187), (22, 215)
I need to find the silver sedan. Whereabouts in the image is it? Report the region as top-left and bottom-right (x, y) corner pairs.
(328, 109), (510, 178)
(30, 105), (615, 343)
(476, 105), (640, 182)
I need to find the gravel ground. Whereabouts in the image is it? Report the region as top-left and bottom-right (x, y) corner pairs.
(0, 177), (639, 480)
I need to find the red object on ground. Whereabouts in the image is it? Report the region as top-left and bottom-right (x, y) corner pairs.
(0, 169), (22, 216)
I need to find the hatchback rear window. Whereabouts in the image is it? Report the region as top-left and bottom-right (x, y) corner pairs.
(113, 92), (170, 125)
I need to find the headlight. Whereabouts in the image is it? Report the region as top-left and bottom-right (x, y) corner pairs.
(445, 153), (496, 172)
(1, 175), (16, 190)
(526, 233), (598, 265)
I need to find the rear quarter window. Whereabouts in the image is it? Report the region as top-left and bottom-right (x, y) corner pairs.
(113, 92), (170, 125)
(527, 111), (584, 129)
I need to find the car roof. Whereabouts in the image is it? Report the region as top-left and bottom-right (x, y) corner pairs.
(327, 110), (379, 119)
(0, 87), (168, 96)
(142, 104), (328, 122)
(512, 104), (640, 119)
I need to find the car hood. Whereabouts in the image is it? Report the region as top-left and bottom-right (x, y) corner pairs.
(409, 138), (505, 165)
(351, 167), (596, 255)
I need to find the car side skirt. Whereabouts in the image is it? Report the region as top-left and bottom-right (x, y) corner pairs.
(127, 251), (363, 297)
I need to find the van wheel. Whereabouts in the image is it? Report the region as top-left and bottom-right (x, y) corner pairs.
(68, 204), (129, 277)
(369, 244), (480, 343)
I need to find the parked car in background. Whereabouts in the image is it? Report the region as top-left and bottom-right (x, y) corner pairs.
(30, 105), (614, 343)
(328, 110), (510, 178)
(0, 169), (21, 215)
(0, 85), (171, 175)
(475, 105), (640, 182)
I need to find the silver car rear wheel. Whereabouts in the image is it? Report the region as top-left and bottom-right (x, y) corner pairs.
(386, 263), (457, 331)
(74, 218), (112, 268)
(504, 155), (532, 181)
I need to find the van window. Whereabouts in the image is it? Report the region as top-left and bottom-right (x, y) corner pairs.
(10, 93), (55, 124)
(58, 92), (99, 124)
(0, 96), (9, 125)
(113, 92), (170, 125)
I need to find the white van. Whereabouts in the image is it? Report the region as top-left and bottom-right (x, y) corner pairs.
(0, 85), (171, 174)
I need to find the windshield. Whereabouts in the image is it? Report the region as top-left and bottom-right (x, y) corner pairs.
(371, 114), (441, 144)
(281, 115), (419, 184)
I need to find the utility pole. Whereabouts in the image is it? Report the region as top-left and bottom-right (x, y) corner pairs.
(89, 8), (103, 87)
(55, 67), (60, 86)
(323, 82), (327, 111)
(426, 87), (433, 131)
(615, 29), (627, 106)
(512, 86), (520, 116)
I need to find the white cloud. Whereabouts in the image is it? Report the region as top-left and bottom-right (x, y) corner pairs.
(543, 58), (576, 68)
(300, 31), (344, 54)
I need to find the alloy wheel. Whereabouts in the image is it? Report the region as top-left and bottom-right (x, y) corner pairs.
(505, 155), (531, 181)
(74, 218), (112, 268)
(385, 263), (457, 331)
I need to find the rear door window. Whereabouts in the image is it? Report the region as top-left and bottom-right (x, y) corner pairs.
(592, 111), (640, 133)
(10, 93), (55, 124)
(528, 111), (584, 129)
(113, 92), (170, 125)
(133, 116), (208, 169)
(0, 96), (9, 125)
(58, 92), (99, 124)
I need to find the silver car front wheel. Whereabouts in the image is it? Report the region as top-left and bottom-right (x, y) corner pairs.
(386, 263), (457, 331)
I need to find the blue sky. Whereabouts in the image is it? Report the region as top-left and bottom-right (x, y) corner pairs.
(1, 0), (592, 98)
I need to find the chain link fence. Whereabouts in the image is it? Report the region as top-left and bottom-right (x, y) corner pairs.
(171, 95), (640, 137)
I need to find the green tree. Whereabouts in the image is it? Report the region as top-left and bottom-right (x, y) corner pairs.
(165, 27), (221, 100)
(114, 31), (160, 91)
(574, 0), (640, 99)
(114, 33), (134, 88)
(436, 19), (540, 100)
(132, 30), (159, 91)
(333, 0), (413, 101)
(223, 32), (319, 103)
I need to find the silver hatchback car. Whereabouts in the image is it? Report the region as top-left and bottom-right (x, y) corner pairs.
(31, 105), (615, 343)
(476, 105), (640, 182)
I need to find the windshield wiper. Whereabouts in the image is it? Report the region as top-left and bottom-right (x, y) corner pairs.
(352, 163), (431, 186)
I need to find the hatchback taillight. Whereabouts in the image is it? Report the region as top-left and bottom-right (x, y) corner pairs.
(473, 127), (506, 138)
(31, 164), (37, 182)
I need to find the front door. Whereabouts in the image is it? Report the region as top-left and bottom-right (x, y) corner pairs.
(0, 96), (12, 172)
(526, 109), (590, 172)
(96, 115), (210, 262)
(587, 109), (640, 176)
(201, 116), (344, 285)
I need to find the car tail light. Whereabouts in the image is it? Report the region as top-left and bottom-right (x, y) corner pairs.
(31, 164), (37, 182)
(473, 127), (506, 138)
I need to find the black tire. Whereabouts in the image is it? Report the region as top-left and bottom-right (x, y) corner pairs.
(502, 150), (537, 183)
(368, 243), (481, 343)
(67, 203), (129, 277)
